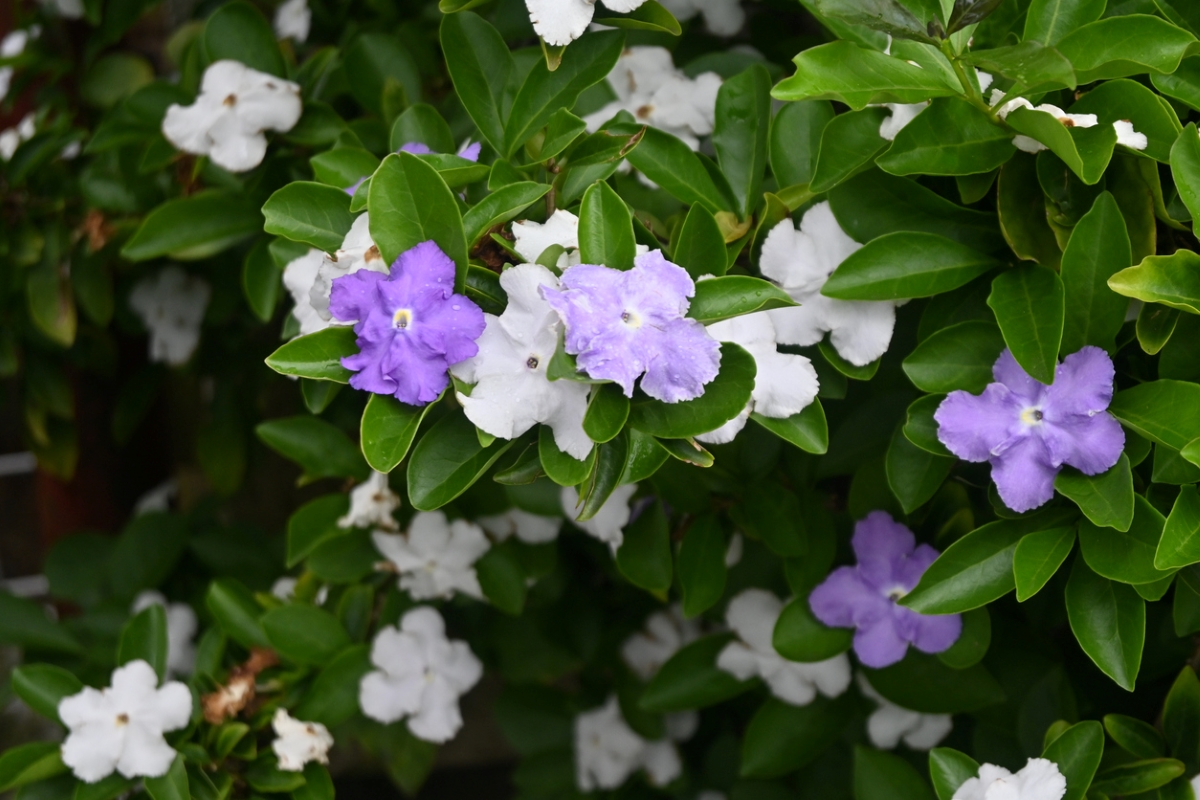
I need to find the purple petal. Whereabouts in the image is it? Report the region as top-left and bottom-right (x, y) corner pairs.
(1041, 413), (1125, 475)
(851, 512), (917, 590)
(346, 176), (367, 196)
(330, 269), (386, 323)
(345, 339), (397, 395)
(1044, 345), (1116, 418)
(853, 618), (910, 668)
(627, 250), (695, 323)
(547, 265), (625, 353)
(990, 434), (1059, 513)
(388, 240), (458, 308)
(399, 142), (435, 155)
(639, 319), (722, 403)
(416, 292), (486, 366)
(992, 349), (1046, 403)
(893, 543), (940, 592)
(907, 611), (962, 655)
(809, 568), (890, 630)
(458, 141), (482, 162)
(935, 384), (1022, 463)
(574, 326), (646, 397)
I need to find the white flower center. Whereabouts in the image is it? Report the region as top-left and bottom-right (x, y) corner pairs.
(393, 309), (413, 330)
(526, 355), (540, 370)
(1020, 407), (1044, 426)
(884, 585), (908, 601)
(620, 310), (642, 329)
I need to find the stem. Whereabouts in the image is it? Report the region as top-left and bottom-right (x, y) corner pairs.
(941, 39), (1002, 125)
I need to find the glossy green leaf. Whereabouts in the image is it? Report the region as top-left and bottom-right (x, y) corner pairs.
(772, 41), (957, 110)
(0, 743), (66, 794)
(576, 434), (628, 521)
(854, 745), (935, 800)
(622, 125), (732, 212)
(241, 239), (280, 323)
(809, 107), (889, 193)
(770, 100), (834, 188)
(343, 33), (421, 116)
(1057, 15), (1198, 83)
(440, 12), (511, 152)
(903, 394), (951, 456)
(1005, 107), (1116, 185)
(1078, 495), (1171, 585)
(583, 384), (629, 444)
(578, 180), (635, 270)
(286, 494), (349, 567)
(987, 264), (1064, 384)
(863, 653), (1006, 713)
(964, 41), (1077, 93)
(878, 98), (1015, 177)
(264, 328), (356, 383)
(539, 425), (593, 486)
(677, 514), (727, 618)
(262, 605), (350, 665)
(1104, 713), (1167, 759)
(1023, 0), (1105, 44)
(688, 276), (797, 323)
(1060, 192), (1132, 354)
(713, 64), (771, 219)
(929, 748), (981, 800)
(1055, 454), (1134, 532)
(672, 204), (728, 280)
(592, 0), (682, 34)
(143, 755), (188, 800)
(937, 606), (992, 669)
(812, 0), (930, 41)
(824, 232), (1000, 301)
(886, 425), (953, 514)
(730, 482), (806, 557)
(476, 541), (527, 615)
(206, 578), (269, 649)
(202, 1), (285, 76)
(1043, 720), (1105, 800)
(615, 500), (672, 593)
(751, 401), (829, 455)
(256, 416), (368, 483)
(462, 182), (550, 246)
(628, 343), (755, 439)
(901, 320), (1006, 394)
(1156, 484), (1200, 570)
(262, 182), (354, 252)
(310, 147), (379, 190)
(293, 645), (371, 727)
(121, 191), (260, 261)
(1070, 80), (1182, 164)
(1092, 760), (1186, 796)
(1065, 556), (1145, 691)
(773, 595), (852, 662)
(407, 410), (514, 510)
(1109, 380), (1200, 451)
(997, 153), (1062, 268)
(361, 394), (431, 473)
(1014, 526), (1077, 602)
(1109, 249), (1200, 316)
(740, 695), (854, 778)
(639, 634), (752, 712)
(389, 103), (454, 154)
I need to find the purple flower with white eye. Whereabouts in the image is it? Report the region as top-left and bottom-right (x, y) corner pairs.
(540, 250), (721, 403)
(934, 346), (1124, 513)
(330, 240), (485, 406)
(809, 512), (961, 669)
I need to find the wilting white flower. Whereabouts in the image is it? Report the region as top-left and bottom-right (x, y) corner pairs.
(373, 511), (490, 600)
(450, 264), (591, 459)
(526, 0), (647, 46)
(477, 507), (562, 544)
(310, 213), (388, 321)
(59, 660), (191, 783)
(584, 46), (722, 152)
(857, 674), (951, 750)
(0, 113), (35, 161)
(131, 591), (198, 677)
(575, 696), (682, 791)
(38, 0), (83, 17)
(622, 605), (701, 680)
(162, 60), (301, 173)
(1, 28), (34, 101)
(512, 210), (583, 270)
(129, 266), (211, 366)
(951, 758), (1067, 800)
(760, 203), (895, 367)
(339, 470), (400, 531)
(359, 606), (483, 743)
(716, 588), (851, 705)
(271, 709), (332, 771)
(878, 102), (927, 141)
(657, 0), (745, 35)
(273, 0), (310, 42)
(562, 483), (639, 550)
(1113, 119), (1148, 151)
(282, 249), (329, 336)
(697, 311), (819, 444)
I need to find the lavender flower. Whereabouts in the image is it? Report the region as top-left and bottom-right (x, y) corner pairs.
(398, 140), (483, 162)
(809, 512), (961, 669)
(330, 240), (485, 406)
(541, 251), (721, 403)
(934, 346), (1124, 513)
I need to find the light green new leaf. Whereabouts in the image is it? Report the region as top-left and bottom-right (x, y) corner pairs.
(1110, 249), (1200, 317)
(1170, 124), (1200, 225)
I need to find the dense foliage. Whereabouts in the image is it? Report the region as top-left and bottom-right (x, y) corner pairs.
(7, 0), (1200, 799)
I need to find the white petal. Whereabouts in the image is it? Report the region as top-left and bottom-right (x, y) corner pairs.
(639, 740), (681, 786)
(62, 724), (123, 783)
(714, 641), (760, 682)
(477, 508), (562, 544)
(273, 0), (311, 41)
(724, 588), (783, 652)
(359, 670), (424, 724)
(903, 714), (952, 750)
(600, 0), (647, 11)
(1013, 134), (1047, 153)
(525, 0), (595, 46)
(512, 210), (580, 263)
(115, 723), (177, 779)
(823, 296), (896, 367)
(1113, 119), (1148, 150)
(878, 102), (927, 141)
(563, 483), (637, 547)
(750, 347), (819, 418)
(761, 665), (818, 706)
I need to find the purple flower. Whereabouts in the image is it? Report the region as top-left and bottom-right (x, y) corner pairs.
(809, 512), (961, 668)
(399, 142), (436, 155)
(398, 141), (482, 162)
(330, 240), (485, 406)
(934, 346), (1124, 513)
(540, 251), (721, 403)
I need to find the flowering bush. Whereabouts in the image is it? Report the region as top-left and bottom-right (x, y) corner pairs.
(6, 0), (1200, 799)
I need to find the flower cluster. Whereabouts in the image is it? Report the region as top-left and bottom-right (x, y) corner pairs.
(128, 266), (211, 366)
(574, 697), (684, 791)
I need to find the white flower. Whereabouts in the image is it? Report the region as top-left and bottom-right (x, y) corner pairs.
(512, 210), (583, 270)
(1192, 774), (1200, 798)
(310, 213), (388, 322)
(989, 90), (1099, 155)
(339, 470), (400, 531)
(878, 102), (927, 141)
(59, 660), (191, 783)
(1, 29), (33, 102)
(450, 264), (591, 459)
(697, 311), (819, 444)
(857, 674), (951, 750)
(282, 249), (329, 336)
(621, 605), (701, 681)
(131, 591), (197, 677)
(133, 479), (178, 515)
(575, 697), (682, 791)
(526, 0), (647, 46)
(129, 266), (211, 366)
(373, 511), (490, 600)
(1114, 119), (1148, 151)
(61, 140), (82, 159)
(273, 0), (310, 42)
(271, 709), (332, 771)
(724, 532), (743, 566)
(0, 113), (35, 161)
(562, 483), (639, 549)
(760, 203), (895, 367)
(359, 606), (483, 743)
(951, 758), (1067, 800)
(38, 0), (83, 17)
(477, 507), (562, 544)
(716, 588), (851, 706)
(584, 46), (722, 152)
(271, 577), (329, 605)
(656, 0), (745, 35)
(162, 60), (301, 173)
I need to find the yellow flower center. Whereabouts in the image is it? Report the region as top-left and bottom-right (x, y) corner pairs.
(620, 310), (642, 329)
(1020, 407), (1044, 425)
(393, 309), (413, 329)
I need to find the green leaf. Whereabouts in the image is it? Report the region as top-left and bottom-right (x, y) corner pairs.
(0, 744), (66, 794)
(465, 265), (507, 315)
(729, 483), (807, 557)
(293, 764), (334, 800)
(206, 579), (269, 649)
(1104, 713), (1167, 759)
(369, 153), (468, 289)
(583, 384), (630, 444)
(937, 606), (992, 669)
(1171, 124), (1200, 225)
(578, 180), (635, 270)
(121, 191), (260, 261)
(538, 109), (588, 163)
(293, 644), (371, 727)
(878, 98), (1015, 177)
(677, 514), (727, 618)
(310, 147), (379, 190)
(903, 394), (950, 456)
(688, 276), (797, 323)
(963, 41), (1077, 93)
(26, 262), (76, 349)
(462, 183), (550, 246)
(538, 425), (592, 486)
(11, 664), (83, 722)
(903, 513), (1075, 613)
(1070, 80), (1182, 164)
(203, 1), (285, 75)
(118, 603), (168, 682)
(1138, 303), (1181, 356)
(143, 756), (188, 800)
(997, 153), (1062, 268)
(1023, 0), (1105, 44)
(575, 434), (628, 522)
(0, 592), (83, 655)
(770, 100), (834, 188)
(1014, 526), (1077, 601)
(407, 410), (514, 510)
(901, 320), (1006, 394)
(824, 232), (1000, 301)
(389, 104), (454, 154)
(262, 182), (355, 252)
(505, 31), (624, 157)
(361, 394), (432, 473)
(265, 328), (356, 383)
(813, 0), (931, 41)
(713, 64), (771, 219)
(1055, 454), (1134, 532)
(242, 239), (280, 323)
(886, 425), (953, 513)
(929, 749), (980, 800)
(1092, 760), (1186, 796)
(76, 773), (134, 800)
(1078, 495), (1172, 585)
(262, 605), (351, 665)
(1059, 192), (1132, 354)
(615, 500), (673, 593)
(1043, 720), (1105, 800)
(1005, 107), (1116, 185)
(1109, 380), (1200, 451)
(343, 33), (421, 117)
(854, 746), (935, 800)
(862, 653), (1006, 713)
(639, 634), (752, 712)
(286, 494), (349, 568)
(1109, 249), (1200, 316)
(245, 756), (306, 794)
(256, 416), (368, 483)
(772, 41), (956, 110)
(476, 541), (527, 615)
(752, 401), (829, 455)
(670, 204), (728, 281)
(592, 0), (682, 33)
(622, 126), (732, 213)
(1156, 484), (1200, 570)
(809, 107), (889, 193)
(1057, 15), (1198, 83)
(1065, 556), (1145, 691)
(440, 12), (511, 152)
(987, 264), (1064, 384)
(772, 596), (852, 662)
(628, 343), (756, 439)
(1164, 666), (1200, 773)
(740, 696), (854, 779)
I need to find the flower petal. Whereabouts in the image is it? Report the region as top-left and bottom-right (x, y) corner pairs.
(1044, 345), (1116, 418)
(990, 434), (1059, 513)
(935, 384), (1022, 463)
(525, 0), (594, 46)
